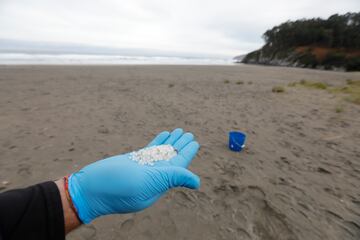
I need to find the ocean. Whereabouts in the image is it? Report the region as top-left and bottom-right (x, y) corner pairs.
(0, 53), (234, 65)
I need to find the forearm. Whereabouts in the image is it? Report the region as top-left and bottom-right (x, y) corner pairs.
(55, 178), (82, 234)
(0, 182), (65, 240)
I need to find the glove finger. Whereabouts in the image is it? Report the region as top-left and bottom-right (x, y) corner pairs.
(171, 141), (200, 168)
(147, 131), (170, 147)
(173, 132), (194, 151)
(164, 128), (183, 145)
(158, 166), (200, 190)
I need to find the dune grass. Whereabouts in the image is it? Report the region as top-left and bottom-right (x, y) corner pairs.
(346, 79), (360, 86)
(288, 80), (328, 89)
(299, 80), (328, 89)
(329, 79), (360, 105)
(272, 86), (285, 93)
(288, 79), (360, 105)
(335, 106), (344, 113)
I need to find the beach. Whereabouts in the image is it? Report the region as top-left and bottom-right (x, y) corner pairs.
(0, 64), (359, 239)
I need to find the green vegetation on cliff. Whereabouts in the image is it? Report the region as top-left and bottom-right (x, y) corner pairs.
(242, 12), (360, 71)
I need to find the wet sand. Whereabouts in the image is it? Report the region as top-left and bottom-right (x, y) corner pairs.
(0, 64), (359, 240)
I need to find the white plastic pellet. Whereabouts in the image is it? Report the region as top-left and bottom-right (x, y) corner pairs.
(130, 144), (177, 166)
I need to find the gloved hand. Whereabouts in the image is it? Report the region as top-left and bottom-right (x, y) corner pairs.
(68, 128), (200, 224)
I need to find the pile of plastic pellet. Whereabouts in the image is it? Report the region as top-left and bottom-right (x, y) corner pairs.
(130, 144), (177, 165)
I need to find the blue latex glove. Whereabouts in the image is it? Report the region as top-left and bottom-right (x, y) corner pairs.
(68, 128), (200, 224)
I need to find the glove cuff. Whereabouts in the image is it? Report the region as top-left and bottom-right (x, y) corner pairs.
(63, 175), (82, 223)
(68, 173), (93, 224)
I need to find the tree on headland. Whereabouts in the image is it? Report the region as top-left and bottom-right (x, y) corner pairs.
(263, 13), (360, 49)
(242, 12), (360, 71)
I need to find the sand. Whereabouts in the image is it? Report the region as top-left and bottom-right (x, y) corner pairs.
(0, 64), (359, 240)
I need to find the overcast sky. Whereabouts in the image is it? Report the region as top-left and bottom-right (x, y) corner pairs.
(0, 0), (359, 57)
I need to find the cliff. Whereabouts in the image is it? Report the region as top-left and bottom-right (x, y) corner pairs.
(241, 46), (360, 71)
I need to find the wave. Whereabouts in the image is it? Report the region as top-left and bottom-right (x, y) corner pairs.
(0, 53), (234, 65)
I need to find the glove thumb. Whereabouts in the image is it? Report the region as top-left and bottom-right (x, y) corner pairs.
(160, 166), (200, 190)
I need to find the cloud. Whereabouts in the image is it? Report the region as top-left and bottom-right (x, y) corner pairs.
(0, 0), (359, 57)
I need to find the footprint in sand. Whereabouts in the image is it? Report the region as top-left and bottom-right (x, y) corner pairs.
(251, 201), (297, 240)
(236, 228), (252, 240)
(174, 191), (196, 208)
(120, 218), (135, 232)
(68, 224), (97, 240)
(324, 209), (360, 239)
(233, 210), (247, 226)
(17, 164), (32, 177)
(235, 186), (297, 240)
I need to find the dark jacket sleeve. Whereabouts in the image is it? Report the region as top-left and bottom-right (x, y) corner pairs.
(0, 181), (65, 240)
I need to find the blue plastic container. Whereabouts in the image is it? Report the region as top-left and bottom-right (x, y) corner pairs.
(228, 131), (246, 152)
